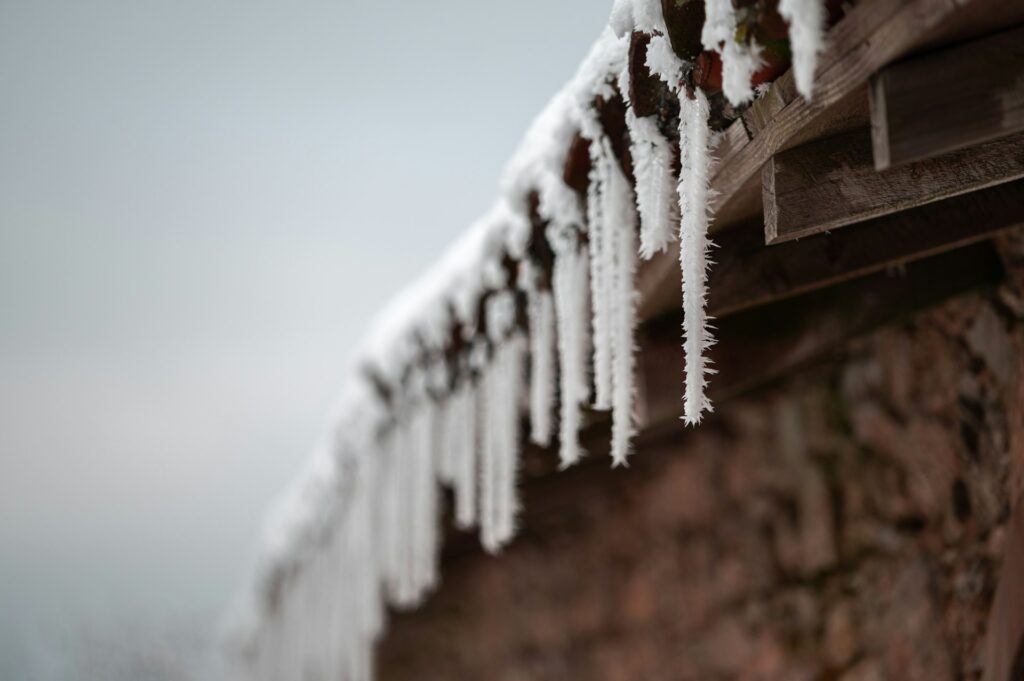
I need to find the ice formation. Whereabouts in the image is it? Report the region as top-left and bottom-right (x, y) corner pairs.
(228, 0), (832, 676)
(702, 0), (763, 105)
(779, 0), (826, 98)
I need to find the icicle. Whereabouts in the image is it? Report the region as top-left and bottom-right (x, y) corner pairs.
(430, 360), (456, 486)
(628, 111), (678, 259)
(479, 292), (524, 553)
(494, 332), (525, 547)
(550, 228), (590, 468)
(620, 38), (677, 260)
(410, 397), (440, 597)
(779, 0), (825, 99)
(393, 413), (421, 607)
(702, 0), (763, 106)
(349, 454), (383, 650)
(451, 378), (478, 529)
(601, 143), (639, 466)
(522, 261), (556, 447)
(586, 142), (613, 410)
(678, 88), (716, 425)
(478, 357), (499, 551)
(378, 430), (405, 606)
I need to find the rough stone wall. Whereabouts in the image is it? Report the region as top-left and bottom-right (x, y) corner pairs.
(377, 235), (1024, 681)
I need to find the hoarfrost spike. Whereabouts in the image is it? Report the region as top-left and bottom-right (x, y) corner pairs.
(551, 233), (590, 468)
(587, 139), (614, 410)
(628, 110), (678, 259)
(678, 88), (716, 425)
(600, 139), (639, 466)
(479, 331), (525, 553)
(452, 380), (478, 529)
(523, 262), (557, 447)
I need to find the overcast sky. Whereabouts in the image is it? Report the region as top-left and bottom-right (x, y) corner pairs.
(0, 1), (607, 677)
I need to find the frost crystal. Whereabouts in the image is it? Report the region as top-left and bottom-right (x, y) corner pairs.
(550, 227), (591, 468)
(678, 88), (716, 425)
(628, 110), (678, 259)
(586, 132), (639, 464)
(521, 261), (557, 447)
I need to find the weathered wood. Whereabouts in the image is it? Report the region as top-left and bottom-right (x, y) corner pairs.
(869, 24), (1024, 171)
(712, 179), (1024, 315)
(983, 500), (1024, 681)
(637, 243), (1003, 430)
(636, 180), (1024, 319)
(763, 128), (1024, 245)
(637, 0), (1024, 320)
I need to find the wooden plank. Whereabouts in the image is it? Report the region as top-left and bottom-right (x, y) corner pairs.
(712, 179), (1024, 316)
(763, 128), (1024, 245)
(983, 500), (1024, 681)
(637, 243), (1003, 430)
(870, 24), (1024, 171)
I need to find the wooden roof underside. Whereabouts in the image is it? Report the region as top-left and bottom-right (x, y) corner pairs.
(437, 1), (1024, 676)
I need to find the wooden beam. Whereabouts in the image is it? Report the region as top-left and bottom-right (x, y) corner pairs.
(712, 179), (1024, 316)
(638, 243), (1003, 430)
(983, 500), (1024, 681)
(870, 24), (1024, 171)
(763, 128), (1024, 244)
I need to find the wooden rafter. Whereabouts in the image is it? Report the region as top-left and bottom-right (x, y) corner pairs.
(762, 129), (1024, 244)
(870, 24), (1024, 171)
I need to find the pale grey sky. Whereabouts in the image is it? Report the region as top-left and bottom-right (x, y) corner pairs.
(0, 1), (607, 677)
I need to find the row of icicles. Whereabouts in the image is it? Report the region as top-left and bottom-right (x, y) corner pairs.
(237, 0), (825, 676)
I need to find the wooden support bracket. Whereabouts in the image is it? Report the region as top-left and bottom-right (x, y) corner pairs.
(763, 128), (1024, 244)
(715, 179), (1024, 316)
(870, 24), (1024, 171)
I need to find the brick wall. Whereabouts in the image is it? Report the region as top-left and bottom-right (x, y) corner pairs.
(377, 235), (1024, 681)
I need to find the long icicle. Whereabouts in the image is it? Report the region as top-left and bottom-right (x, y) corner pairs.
(480, 291), (518, 553)
(630, 112), (677, 259)
(479, 354), (499, 551)
(523, 261), (556, 447)
(678, 88), (716, 425)
(410, 395), (440, 599)
(601, 137), (639, 466)
(552, 232), (590, 468)
(587, 139), (614, 410)
(452, 377), (478, 529)
(493, 332), (525, 548)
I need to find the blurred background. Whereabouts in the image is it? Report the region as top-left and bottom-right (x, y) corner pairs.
(0, 1), (606, 678)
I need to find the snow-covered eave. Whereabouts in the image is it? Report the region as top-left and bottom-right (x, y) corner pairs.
(231, 0), (961, 671)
